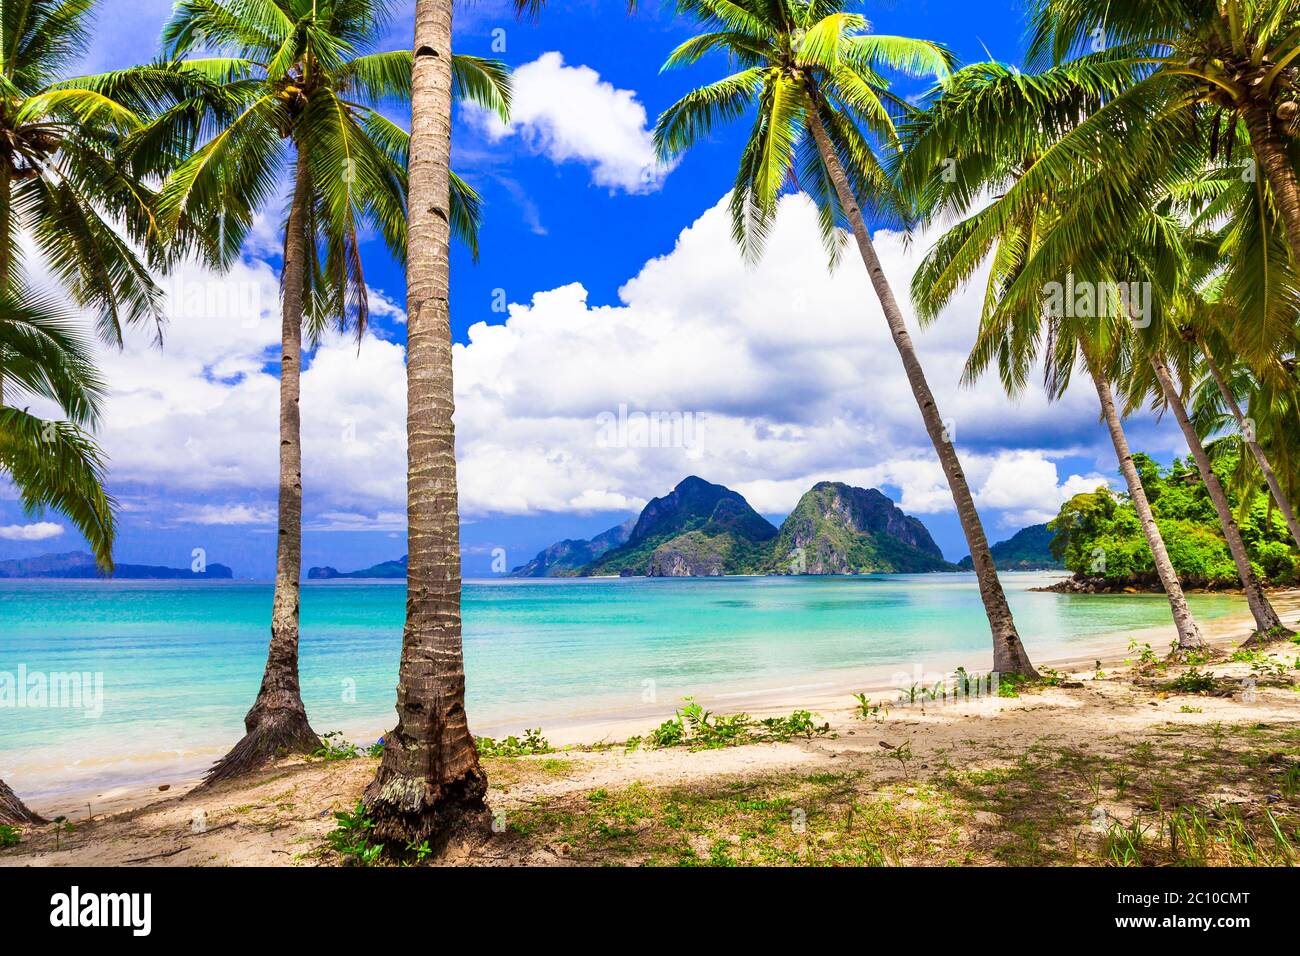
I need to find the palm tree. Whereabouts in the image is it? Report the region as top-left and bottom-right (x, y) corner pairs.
(157, 0), (508, 785)
(0, 0), (189, 820)
(362, 0), (501, 849)
(654, 1), (1038, 673)
(1026, 1), (1300, 264)
(902, 57), (1210, 649)
(1193, 353), (1300, 547)
(1178, 157), (1300, 551)
(0, 777), (44, 825)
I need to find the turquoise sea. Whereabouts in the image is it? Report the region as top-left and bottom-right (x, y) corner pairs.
(0, 573), (1246, 799)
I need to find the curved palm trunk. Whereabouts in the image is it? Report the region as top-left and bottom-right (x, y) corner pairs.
(1202, 346), (1300, 551)
(205, 148), (321, 786)
(1149, 355), (1292, 643)
(803, 102), (1035, 677)
(1086, 357), (1206, 649)
(1244, 105), (1300, 264)
(363, 0), (489, 853)
(0, 776), (44, 825)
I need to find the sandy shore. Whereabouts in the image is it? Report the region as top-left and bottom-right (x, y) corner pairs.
(2, 590), (1296, 866)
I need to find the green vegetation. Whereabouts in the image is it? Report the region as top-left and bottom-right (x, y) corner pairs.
(0, 825), (21, 848)
(634, 699), (830, 751)
(958, 524), (1063, 572)
(1050, 453), (1300, 586)
(476, 729), (553, 757)
(492, 722), (1300, 866)
(327, 801), (382, 867)
(310, 733), (384, 762)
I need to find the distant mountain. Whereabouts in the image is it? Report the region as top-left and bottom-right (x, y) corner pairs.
(0, 551), (233, 579)
(584, 476), (780, 576)
(509, 518), (635, 577)
(769, 482), (954, 574)
(958, 524), (1062, 571)
(308, 555), (408, 579)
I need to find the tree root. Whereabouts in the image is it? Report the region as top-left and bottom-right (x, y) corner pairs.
(200, 706), (322, 789)
(363, 768), (491, 860)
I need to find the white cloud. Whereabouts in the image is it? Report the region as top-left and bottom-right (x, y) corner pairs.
(466, 52), (674, 194)
(973, 453), (1112, 527)
(448, 193), (1114, 519)
(28, 190), (1128, 537)
(0, 522), (64, 542)
(305, 510), (408, 533)
(180, 504), (276, 526)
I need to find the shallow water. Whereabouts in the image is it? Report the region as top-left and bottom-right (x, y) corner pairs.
(0, 573), (1244, 796)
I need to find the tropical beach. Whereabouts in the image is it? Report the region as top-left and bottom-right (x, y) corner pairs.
(0, 0), (1299, 930)
(4, 588), (1298, 866)
(0, 573), (1266, 812)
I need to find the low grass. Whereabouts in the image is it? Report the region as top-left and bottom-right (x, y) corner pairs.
(488, 722), (1300, 867)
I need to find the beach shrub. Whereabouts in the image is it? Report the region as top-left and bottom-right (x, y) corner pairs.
(758, 709), (830, 740)
(648, 698), (828, 750)
(0, 825), (20, 848)
(1167, 668), (1217, 694)
(852, 693), (889, 722)
(311, 731), (368, 761)
(328, 801), (382, 866)
(476, 728), (552, 757)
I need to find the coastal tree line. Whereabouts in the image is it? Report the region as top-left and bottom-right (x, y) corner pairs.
(1, 0), (1298, 854)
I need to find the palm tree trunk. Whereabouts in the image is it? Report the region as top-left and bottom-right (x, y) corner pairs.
(1244, 104), (1300, 264)
(0, 776), (43, 825)
(1149, 355), (1292, 643)
(803, 99), (1035, 677)
(1086, 356), (1207, 649)
(363, 0), (489, 854)
(204, 147), (321, 786)
(1202, 346), (1300, 550)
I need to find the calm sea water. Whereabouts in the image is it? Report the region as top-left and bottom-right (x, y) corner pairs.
(0, 573), (1244, 798)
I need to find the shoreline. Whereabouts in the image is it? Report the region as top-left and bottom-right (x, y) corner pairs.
(19, 588), (1298, 821)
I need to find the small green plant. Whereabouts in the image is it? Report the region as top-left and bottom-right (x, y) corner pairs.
(1127, 639), (1159, 669)
(328, 801), (383, 866)
(650, 713), (686, 748)
(0, 825), (20, 848)
(1167, 668), (1216, 694)
(476, 728), (552, 757)
(997, 674), (1029, 698)
(311, 731), (366, 761)
(51, 816), (74, 851)
(852, 693), (889, 723)
(882, 739), (914, 774)
(405, 838), (434, 864)
(1038, 667), (1064, 687)
(647, 699), (828, 750)
(757, 709), (830, 741)
(1178, 704), (1203, 713)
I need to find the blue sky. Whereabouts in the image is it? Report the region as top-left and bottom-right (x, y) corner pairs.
(0, 0), (1192, 577)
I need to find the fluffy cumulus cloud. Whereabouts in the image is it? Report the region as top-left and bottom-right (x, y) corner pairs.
(465, 52), (674, 193)
(450, 193), (1115, 520)
(17, 245), (410, 533)
(29, 191), (1122, 538)
(0, 522), (64, 542)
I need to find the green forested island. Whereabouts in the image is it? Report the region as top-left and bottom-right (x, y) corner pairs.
(1049, 453), (1299, 589)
